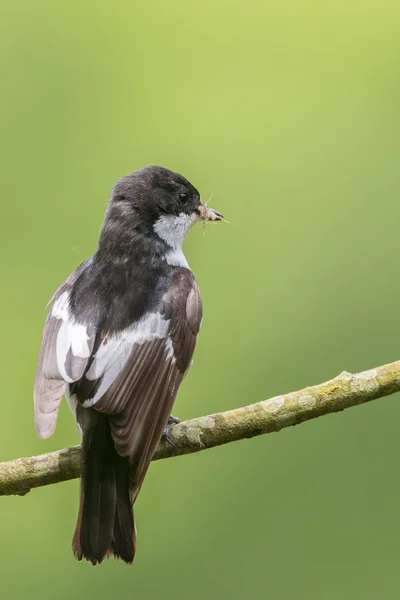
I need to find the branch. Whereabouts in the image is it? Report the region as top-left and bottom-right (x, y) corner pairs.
(2, 360), (400, 496)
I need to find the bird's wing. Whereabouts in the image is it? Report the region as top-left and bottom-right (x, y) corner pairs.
(72, 267), (202, 497)
(34, 263), (96, 438)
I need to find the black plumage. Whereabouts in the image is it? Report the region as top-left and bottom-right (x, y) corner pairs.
(34, 165), (223, 565)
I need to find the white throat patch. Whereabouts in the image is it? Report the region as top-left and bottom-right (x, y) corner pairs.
(153, 212), (198, 268)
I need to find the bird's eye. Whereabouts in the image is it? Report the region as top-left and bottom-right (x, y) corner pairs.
(179, 192), (189, 202)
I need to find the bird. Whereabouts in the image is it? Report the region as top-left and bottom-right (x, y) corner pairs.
(34, 165), (223, 565)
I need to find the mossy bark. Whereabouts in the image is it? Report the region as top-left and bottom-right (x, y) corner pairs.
(1, 361), (400, 496)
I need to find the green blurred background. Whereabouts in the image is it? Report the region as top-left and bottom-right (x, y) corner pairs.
(1, 0), (400, 598)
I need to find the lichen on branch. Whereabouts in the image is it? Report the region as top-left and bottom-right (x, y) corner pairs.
(1, 360), (400, 496)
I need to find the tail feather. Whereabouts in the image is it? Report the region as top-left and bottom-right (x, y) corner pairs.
(72, 410), (135, 565)
(112, 454), (136, 563)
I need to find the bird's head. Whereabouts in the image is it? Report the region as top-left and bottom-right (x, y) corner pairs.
(107, 166), (223, 249)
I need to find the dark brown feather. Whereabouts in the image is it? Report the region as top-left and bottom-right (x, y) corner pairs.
(73, 408), (135, 565)
(34, 166), (220, 566)
(39, 266), (202, 565)
(34, 262), (91, 439)
(89, 269), (202, 498)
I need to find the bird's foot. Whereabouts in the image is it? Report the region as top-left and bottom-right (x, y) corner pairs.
(162, 415), (181, 447)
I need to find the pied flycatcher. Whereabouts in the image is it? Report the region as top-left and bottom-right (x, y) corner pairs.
(34, 166), (223, 565)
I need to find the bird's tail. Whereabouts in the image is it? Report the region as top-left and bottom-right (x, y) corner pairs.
(72, 410), (135, 565)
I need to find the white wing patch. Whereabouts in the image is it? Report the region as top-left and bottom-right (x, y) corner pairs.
(52, 292), (93, 383)
(82, 311), (172, 407)
(52, 290), (70, 320)
(48, 293), (175, 415)
(165, 337), (174, 358)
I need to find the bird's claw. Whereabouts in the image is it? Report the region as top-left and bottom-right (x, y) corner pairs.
(162, 415), (181, 447)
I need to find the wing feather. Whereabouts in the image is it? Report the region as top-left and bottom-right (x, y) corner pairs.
(35, 265), (203, 503)
(34, 264), (95, 438)
(72, 268), (202, 497)
(34, 316), (66, 438)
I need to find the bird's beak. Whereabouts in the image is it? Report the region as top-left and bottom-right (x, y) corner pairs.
(197, 205), (224, 221)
